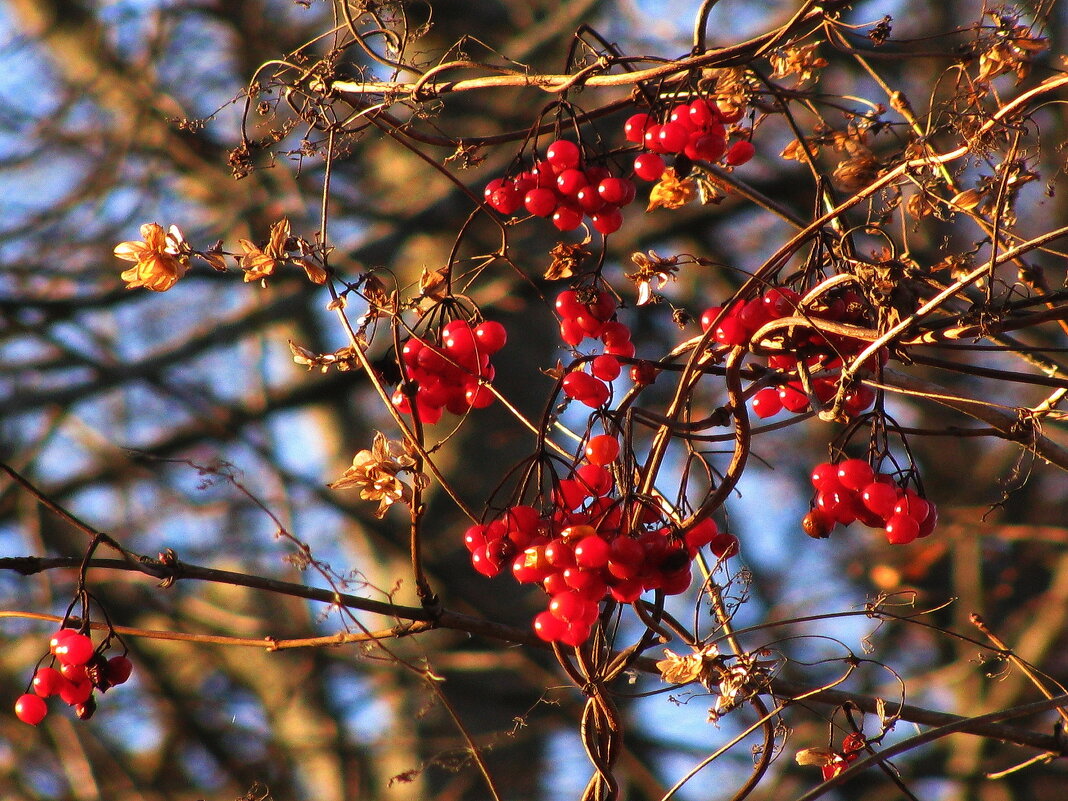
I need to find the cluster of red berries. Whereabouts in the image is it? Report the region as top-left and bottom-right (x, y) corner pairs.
(623, 97), (755, 182)
(803, 459), (938, 544)
(555, 288), (646, 407)
(14, 628), (133, 725)
(391, 318), (506, 424)
(464, 433), (739, 645)
(699, 286), (881, 418)
(484, 139), (637, 234)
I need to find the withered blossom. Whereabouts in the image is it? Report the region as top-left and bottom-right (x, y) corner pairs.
(328, 432), (427, 517)
(115, 223), (189, 292)
(239, 218), (291, 282)
(545, 241), (590, 280)
(769, 43), (828, 85)
(627, 251), (680, 306)
(647, 168), (696, 211)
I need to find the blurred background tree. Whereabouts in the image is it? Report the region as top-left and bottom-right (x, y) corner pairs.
(1, 1), (1067, 800)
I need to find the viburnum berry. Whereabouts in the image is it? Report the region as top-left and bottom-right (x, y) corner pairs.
(15, 694), (48, 726)
(54, 631), (95, 666)
(751, 387), (783, 418)
(629, 361), (658, 385)
(623, 113), (652, 143)
(546, 139), (581, 171)
(584, 434), (620, 466)
(632, 152), (666, 181)
(105, 655), (134, 686)
(725, 140), (756, 165)
(836, 458), (874, 491)
(32, 667), (64, 697)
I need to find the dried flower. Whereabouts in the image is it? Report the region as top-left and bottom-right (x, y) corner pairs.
(770, 43), (828, 85)
(647, 168), (696, 211)
(545, 241), (590, 281)
(115, 223), (189, 292)
(976, 16), (1047, 83)
(627, 251), (680, 305)
(239, 218), (291, 282)
(328, 432), (427, 517)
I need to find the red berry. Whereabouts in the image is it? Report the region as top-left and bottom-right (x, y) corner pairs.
(55, 632), (94, 666)
(15, 694), (48, 725)
(837, 458), (874, 491)
(575, 464), (613, 497)
(473, 320), (507, 354)
(591, 354), (621, 381)
(32, 667), (64, 698)
(751, 387), (783, 418)
(700, 306), (724, 332)
(59, 679), (93, 706)
(885, 513), (920, 545)
(591, 207), (623, 235)
(585, 435), (620, 466)
(778, 384), (809, 413)
(575, 185), (606, 213)
(559, 318), (585, 346)
(546, 139), (581, 170)
(632, 152), (666, 181)
(684, 519), (719, 550)
(684, 132), (726, 162)
(725, 140), (756, 165)
(106, 655), (134, 686)
(688, 98), (717, 127)
(556, 168), (588, 196)
(552, 204), (584, 231)
(623, 113), (652, 143)
(573, 535), (611, 569)
(714, 317), (748, 347)
(488, 185), (522, 215)
(596, 177), (633, 206)
(533, 609), (567, 641)
(524, 187), (558, 217)
(629, 361), (658, 385)
(917, 503), (938, 538)
(657, 121), (689, 153)
(861, 481), (898, 519)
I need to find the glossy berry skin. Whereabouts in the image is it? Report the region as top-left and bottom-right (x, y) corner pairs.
(32, 667), (64, 697)
(106, 655), (134, 686)
(15, 693), (48, 726)
(885, 513), (920, 545)
(837, 459), (874, 491)
(725, 140), (756, 165)
(633, 152), (666, 181)
(546, 139), (581, 170)
(584, 435), (620, 466)
(623, 113), (652, 143)
(55, 632), (94, 666)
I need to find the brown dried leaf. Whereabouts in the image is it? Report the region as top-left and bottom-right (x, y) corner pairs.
(769, 43), (828, 85)
(795, 747), (838, 767)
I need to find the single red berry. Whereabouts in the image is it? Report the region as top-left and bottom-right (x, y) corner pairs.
(597, 177), (633, 205)
(591, 207), (623, 235)
(473, 320), (507, 353)
(15, 694), (48, 726)
(591, 354), (621, 381)
(632, 152), (666, 181)
(684, 519), (719, 550)
(688, 98), (717, 127)
(700, 306), (724, 332)
(533, 609), (567, 642)
(585, 434), (620, 466)
(573, 535), (611, 569)
(560, 620), (593, 647)
(105, 655), (134, 686)
(778, 384), (809, 413)
(524, 187), (558, 217)
(629, 361), (659, 385)
(488, 185), (522, 215)
(725, 140), (756, 165)
(860, 481), (898, 519)
(546, 139), (581, 171)
(837, 458), (874, 491)
(657, 121), (690, 153)
(623, 113), (652, 143)
(552, 204), (584, 231)
(917, 503), (938, 538)
(684, 132), (726, 162)
(715, 317), (749, 347)
(59, 679), (93, 706)
(575, 185), (606, 213)
(55, 632), (94, 666)
(556, 168), (588, 196)
(885, 513), (920, 545)
(709, 532), (739, 559)
(32, 667), (64, 698)
(751, 387), (783, 418)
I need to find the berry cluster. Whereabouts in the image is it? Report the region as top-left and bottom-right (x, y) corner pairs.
(803, 459), (938, 544)
(464, 434), (738, 645)
(623, 97), (755, 182)
(391, 319), (506, 424)
(555, 288), (638, 407)
(699, 286), (880, 418)
(14, 628), (133, 725)
(484, 138), (636, 234)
